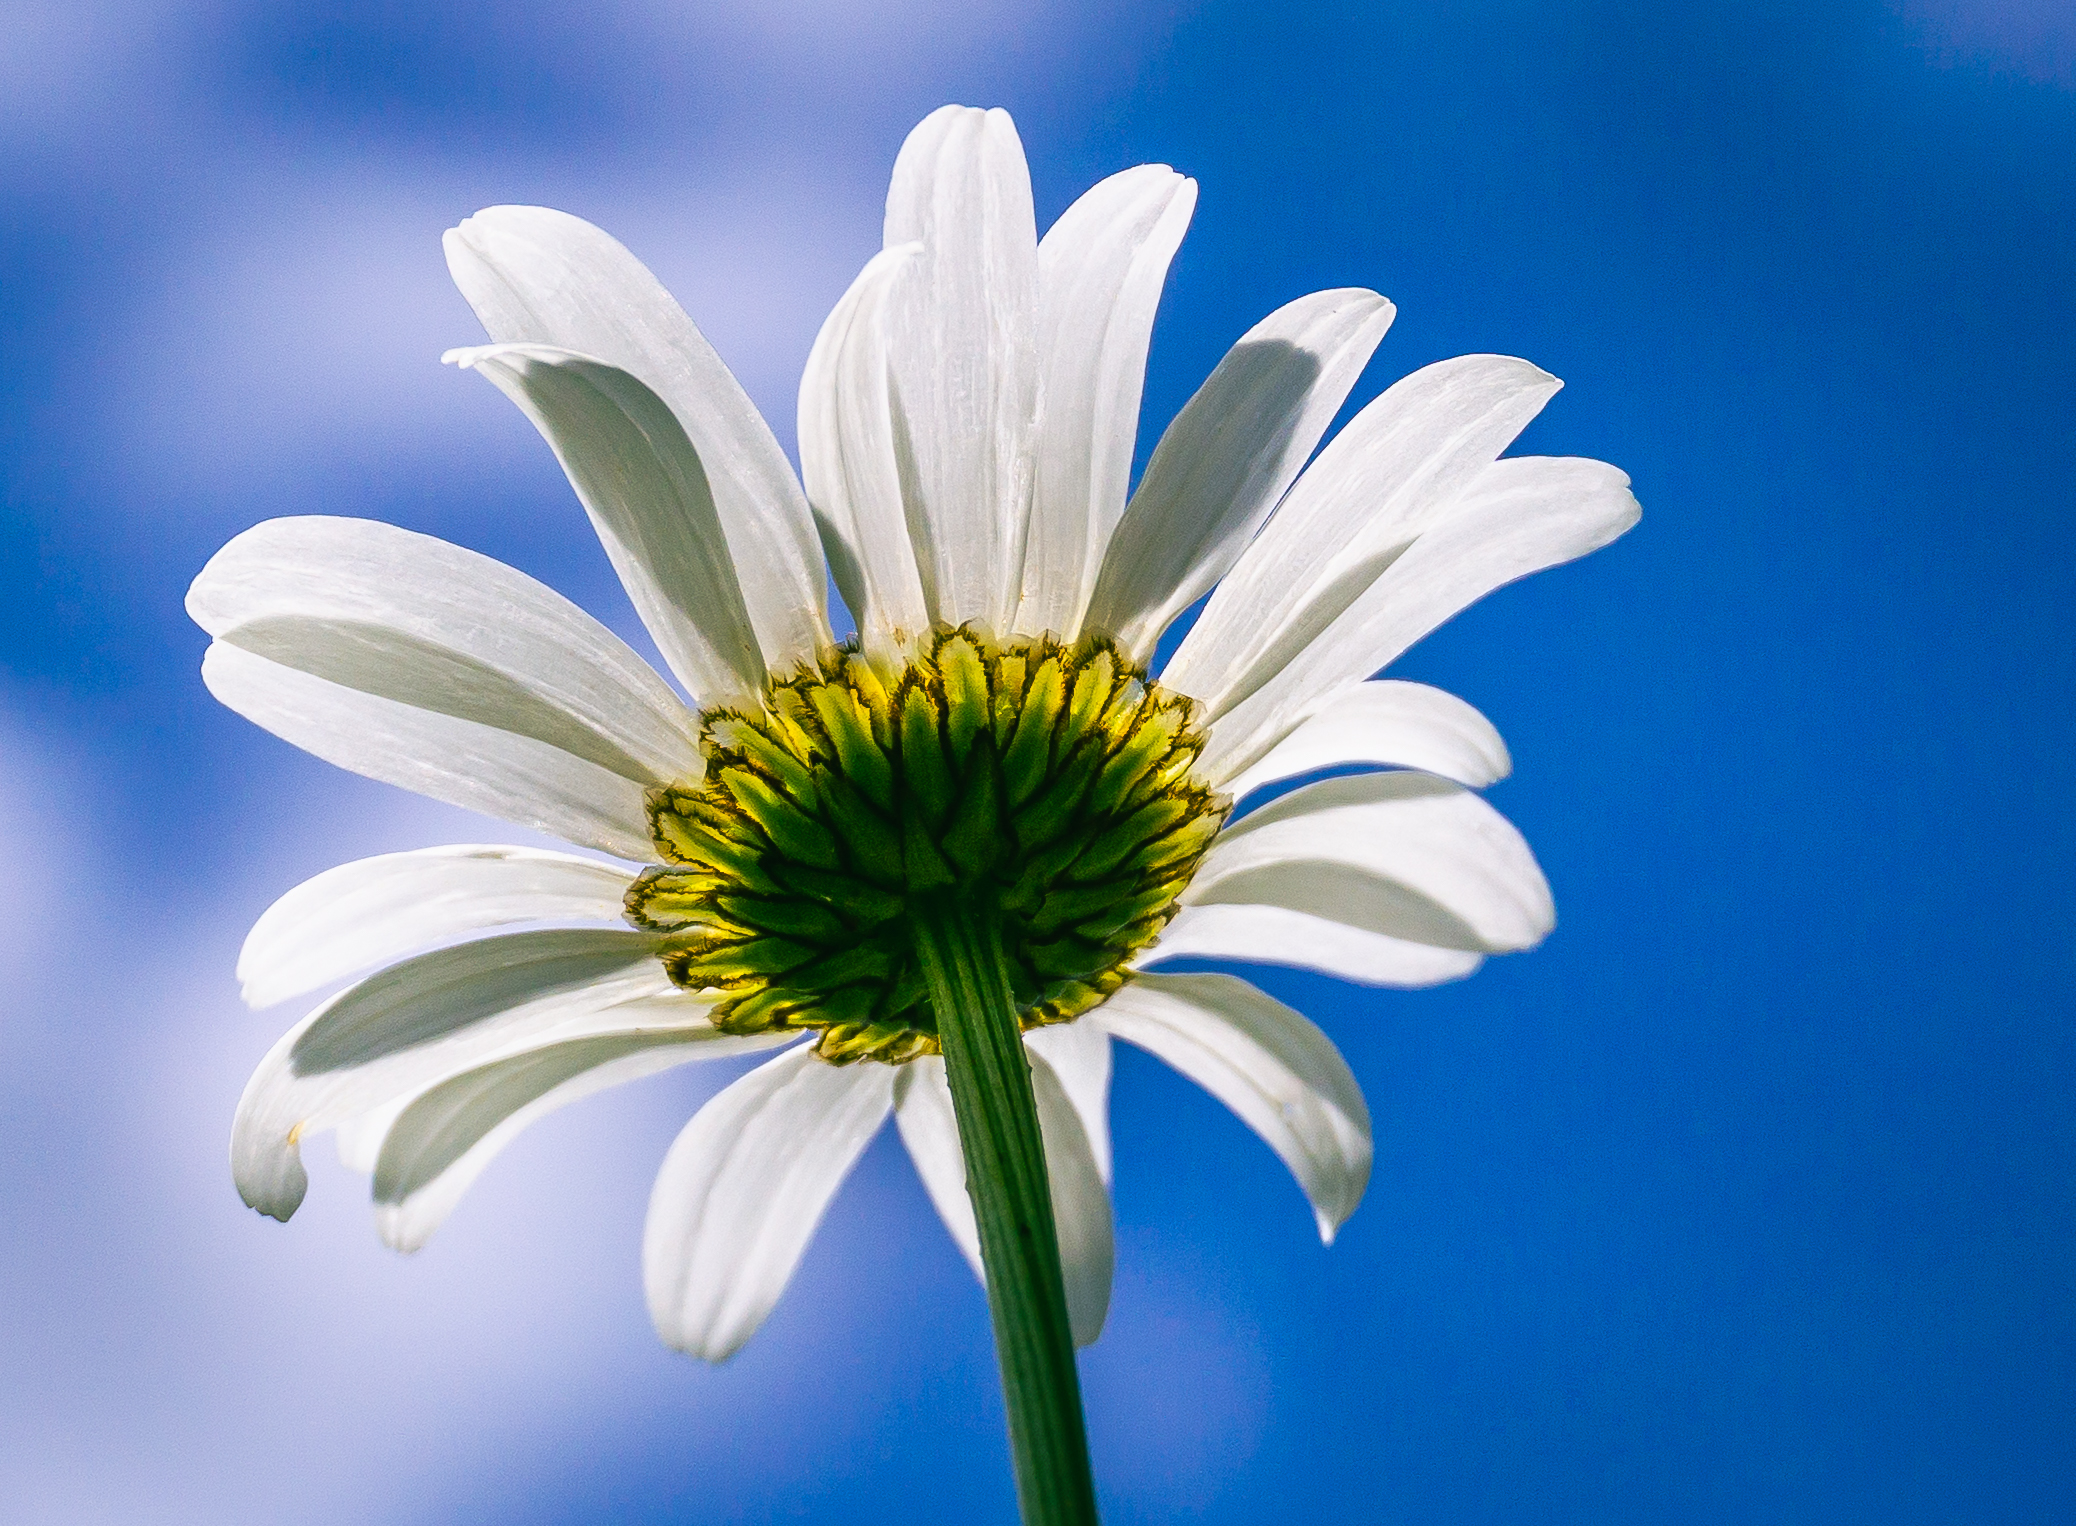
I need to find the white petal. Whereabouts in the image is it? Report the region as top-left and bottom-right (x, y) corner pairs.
(1023, 1020), (1114, 1184)
(1082, 289), (1396, 660)
(1214, 680), (1510, 800)
(445, 205), (831, 671)
(644, 1047), (894, 1362)
(188, 515), (700, 784)
(797, 244), (932, 658)
(1136, 903), (1483, 988)
(201, 642), (654, 859)
(1202, 455), (1641, 783)
(1097, 972), (1372, 1240)
(446, 343), (766, 704)
(1167, 355), (1559, 717)
(892, 1049), (1115, 1346)
(231, 929), (690, 1220)
(238, 845), (637, 1009)
(1029, 1048), (1116, 1346)
(372, 1027), (795, 1253)
(1188, 771), (1555, 954)
(882, 105), (1040, 632)
(1017, 165), (1197, 640)
(334, 1096), (410, 1173)
(892, 1057), (977, 1270)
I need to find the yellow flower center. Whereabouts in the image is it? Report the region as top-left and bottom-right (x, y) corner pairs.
(626, 629), (1226, 1064)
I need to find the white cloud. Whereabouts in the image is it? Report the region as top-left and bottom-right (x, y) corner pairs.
(0, 701), (93, 984)
(100, 143), (881, 503)
(111, 168), (497, 493)
(37, 0), (1199, 507)
(0, 0), (183, 140)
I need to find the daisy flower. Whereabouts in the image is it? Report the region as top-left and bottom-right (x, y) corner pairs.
(191, 104), (1636, 1517)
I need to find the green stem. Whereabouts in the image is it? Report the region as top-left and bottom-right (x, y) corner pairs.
(911, 890), (1101, 1526)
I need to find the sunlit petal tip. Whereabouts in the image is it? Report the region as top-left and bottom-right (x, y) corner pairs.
(441, 339), (567, 370)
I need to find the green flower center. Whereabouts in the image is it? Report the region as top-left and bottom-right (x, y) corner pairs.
(626, 629), (1226, 1064)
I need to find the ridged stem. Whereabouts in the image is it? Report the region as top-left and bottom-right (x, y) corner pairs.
(911, 890), (1101, 1526)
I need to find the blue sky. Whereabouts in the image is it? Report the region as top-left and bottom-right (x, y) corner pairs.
(2, 2), (2071, 1521)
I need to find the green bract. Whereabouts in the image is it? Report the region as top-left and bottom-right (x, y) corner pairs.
(626, 629), (1226, 1063)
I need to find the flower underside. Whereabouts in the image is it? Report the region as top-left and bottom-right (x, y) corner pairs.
(627, 629), (1227, 1064)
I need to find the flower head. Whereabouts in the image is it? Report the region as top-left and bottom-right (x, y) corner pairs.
(633, 628), (1222, 1065)
(192, 105), (1638, 1361)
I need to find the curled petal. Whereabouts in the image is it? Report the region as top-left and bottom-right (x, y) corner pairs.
(369, 1027), (793, 1253)
(1168, 355), (1559, 718)
(1213, 680), (1510, 800)
(1204, 455), (1640, 783)
(239, 845), (635, 1009)
(893, 1048), (1115, 1346)
(446, 343), (767, 705)
(798, 244), (931, 658)
(1190, 771), (1555, 954)
(1098, 972), (1371, 1240)
(1136, 903), (1482, 988)
(1084, 288), (1395, 660)
(232, 929), (686, 1221)
(445, 205), (832, 671)
(644, 1048), (894, 1361)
